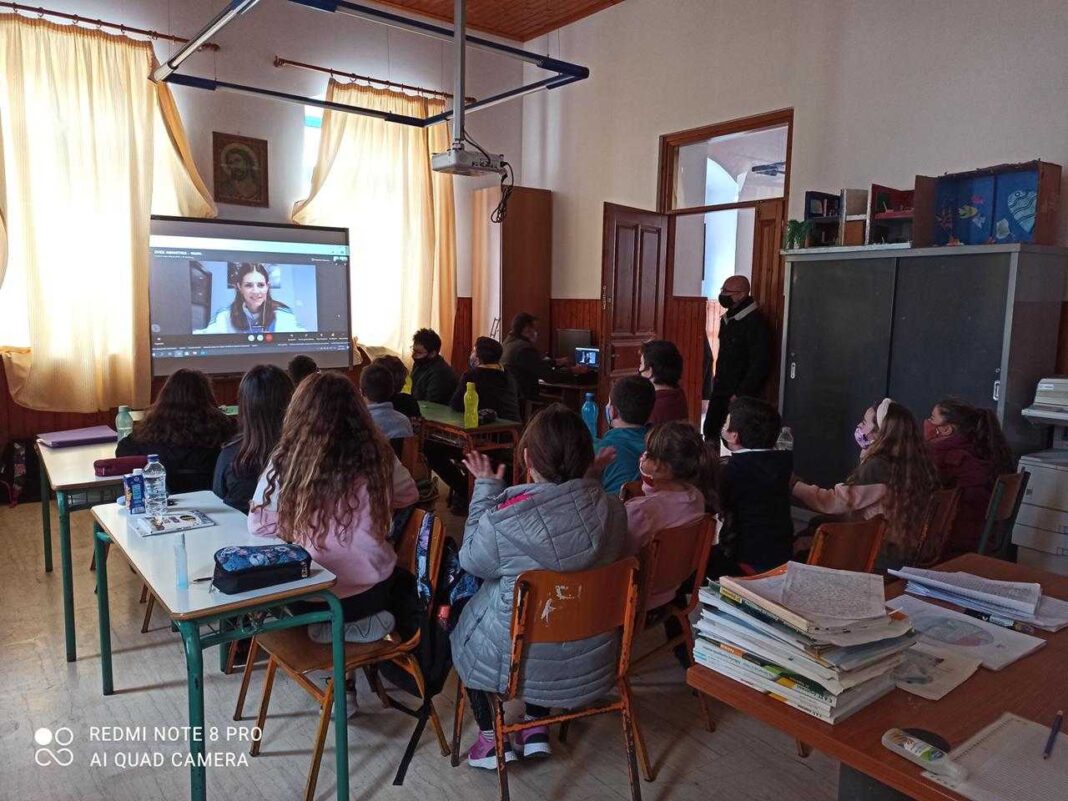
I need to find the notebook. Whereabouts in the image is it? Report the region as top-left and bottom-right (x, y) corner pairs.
(925, 713), (1068, 801)
(38, 426), (117, 448)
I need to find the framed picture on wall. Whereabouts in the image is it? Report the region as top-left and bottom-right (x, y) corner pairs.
(212, 132), (269, 207)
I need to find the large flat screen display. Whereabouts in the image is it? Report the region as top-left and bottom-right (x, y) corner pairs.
(149, 217), (351, 376)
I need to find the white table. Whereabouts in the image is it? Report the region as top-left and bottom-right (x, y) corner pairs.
(91, 491), (351, 801)
(36, 440), (125, 661)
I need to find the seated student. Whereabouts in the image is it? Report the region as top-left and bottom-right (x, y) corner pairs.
(361, 364), (415, 441)
(373, 355), (421, 419)
(117, 368), (236, 493)
(712, 396), (794, 576)
(249, 372), (418, 644)
(596, 375), (656, 495)
(287, 354), (318, 387)
(449, 336), (521, 422)
(451, 404), (627, 768)
(410, 328), (458, 404)
(639, 340), (689, 425)
(213, 365), (294, 513)
(792, 398), (938, 571)
(924, 397), (1015, 557)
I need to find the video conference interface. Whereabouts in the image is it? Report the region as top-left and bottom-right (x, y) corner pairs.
(149, 218), (351, 376)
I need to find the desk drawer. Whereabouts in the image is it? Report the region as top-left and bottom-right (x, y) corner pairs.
(1021, 467), (1068, 512)
(1017, 503), (1068, 535)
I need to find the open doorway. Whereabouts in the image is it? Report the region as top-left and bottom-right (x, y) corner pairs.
(658, 110), (793, 423)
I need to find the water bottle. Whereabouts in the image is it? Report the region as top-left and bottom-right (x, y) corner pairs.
(581, 392), (599, 440)
(115, 405), (133, 442)
(174, 532), (189, 590)
(402, 374), (413, 395)
(143, 454), (168, 519)
(776, 426), (794, 451)
(463, 382), (479, 429)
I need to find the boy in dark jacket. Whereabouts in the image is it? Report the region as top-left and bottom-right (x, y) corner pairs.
(410, 328), (458, 404)
(595, 375), (655, 495)
(711, 396), (794, 576)
(450, 337), (521, 422)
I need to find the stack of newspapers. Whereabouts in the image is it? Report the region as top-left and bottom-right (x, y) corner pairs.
(694, 562), (915, 724)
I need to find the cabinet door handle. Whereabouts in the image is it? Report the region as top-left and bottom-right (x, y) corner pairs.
(789, 361), (796, 380)
(992, 380), (1000, 402)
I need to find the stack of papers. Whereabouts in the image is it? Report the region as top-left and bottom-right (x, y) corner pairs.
(693, 563), (915, 724)
(131, 510), (216, 537)
(890, 567), (1068, 633)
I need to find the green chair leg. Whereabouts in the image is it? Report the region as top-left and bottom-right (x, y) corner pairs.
(57, 492), (76, 662)
(94, 526), (114, 695)
(40, 465), (53, 573)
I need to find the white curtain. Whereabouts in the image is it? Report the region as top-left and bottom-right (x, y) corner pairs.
(0, 18), (215, 412)
(293, 82), (456, 357)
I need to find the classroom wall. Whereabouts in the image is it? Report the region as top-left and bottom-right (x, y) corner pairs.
(25, 0), (525, 298)
(520, 0), (1068, 298)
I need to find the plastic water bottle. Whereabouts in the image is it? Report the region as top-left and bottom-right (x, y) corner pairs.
(143, 454), (168, 518)
(463, 382), (479, 429)
(174, 532), (189, 590)
(581, 392), (599, 440)
(115, 405), (133, 442)
(776, 426), (794, 451)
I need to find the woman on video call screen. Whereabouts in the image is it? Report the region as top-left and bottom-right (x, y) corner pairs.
(195, 262), (305, 334)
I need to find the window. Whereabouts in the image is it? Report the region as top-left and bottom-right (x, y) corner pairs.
(302, 106), (323, 189)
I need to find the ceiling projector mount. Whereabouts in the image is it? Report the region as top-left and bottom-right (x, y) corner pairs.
(153, 0), (590, 221)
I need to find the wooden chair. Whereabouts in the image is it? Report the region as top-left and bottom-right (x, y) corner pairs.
(619, 480), (645, 502)
(233, 508), (450, 801)
(450, 558), (644, 801)
(629, 515), (718, 780)
(977, 471), (1030, 558)
(910, 488), (962, 568)
(792, 516), (887, 758)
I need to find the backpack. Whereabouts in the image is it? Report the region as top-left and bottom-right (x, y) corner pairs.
(0, 438), (40, 507)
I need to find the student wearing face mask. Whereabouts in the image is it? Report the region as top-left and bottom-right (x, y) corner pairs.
(410, 328), (459, 404)
(702, 275), (772, 443)
(924, 398), (1015, 557)
(594, 375), (656, 495)
(792, 398), (938, 570)
(639, 339), (689, 425)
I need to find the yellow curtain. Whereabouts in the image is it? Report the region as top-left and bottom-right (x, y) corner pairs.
(0, 18), (216, 412)
(293, 82), (456, 358)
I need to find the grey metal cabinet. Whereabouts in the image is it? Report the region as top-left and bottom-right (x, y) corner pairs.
(780, 244), (1067, 487)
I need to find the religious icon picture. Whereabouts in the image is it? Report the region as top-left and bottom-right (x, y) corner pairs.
(212, 132), (269, 207)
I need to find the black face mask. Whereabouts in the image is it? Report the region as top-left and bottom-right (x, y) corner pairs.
(413, 355), (431, 367)
(718, 293), (735, 310)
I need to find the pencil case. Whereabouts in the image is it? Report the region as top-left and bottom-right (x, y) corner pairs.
(93, 456), (148, 477)
(212, 544), (312, 595)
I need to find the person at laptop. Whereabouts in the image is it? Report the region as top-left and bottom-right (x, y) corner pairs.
(502, 313), (585, 403)
(595, 375), (656, 496)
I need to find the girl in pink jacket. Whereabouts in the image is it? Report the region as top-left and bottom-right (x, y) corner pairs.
(249, 372), (418, 642)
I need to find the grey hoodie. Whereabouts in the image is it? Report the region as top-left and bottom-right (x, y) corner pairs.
(450, 476), (627, 708)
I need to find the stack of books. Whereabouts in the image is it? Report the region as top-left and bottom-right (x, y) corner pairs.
(694, 562), (915, 724)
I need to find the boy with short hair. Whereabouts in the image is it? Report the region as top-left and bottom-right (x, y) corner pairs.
(373, 355), (421, 419)
(360, 364), (414, 441)
(713, 396), (794, 576)
(596, 375), (656, 495)
(410, 328), (458, 404)
(449, 337), (520, 422)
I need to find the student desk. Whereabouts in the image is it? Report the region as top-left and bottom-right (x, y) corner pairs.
(418, 401), (522, 485)
(687, 554), (1068, 801)
(36, 439), (125, 662)
(91, 491), (350, 801)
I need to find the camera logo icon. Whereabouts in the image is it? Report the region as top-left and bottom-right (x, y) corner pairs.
(34, 727), (74, 767)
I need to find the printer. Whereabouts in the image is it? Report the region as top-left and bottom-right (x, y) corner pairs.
(1014, 377), (1068, 575)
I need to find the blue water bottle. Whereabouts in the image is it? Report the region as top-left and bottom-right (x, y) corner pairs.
(581, 392), (599, 441)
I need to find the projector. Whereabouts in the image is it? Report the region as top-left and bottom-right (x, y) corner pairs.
(432, 146), (506, 176)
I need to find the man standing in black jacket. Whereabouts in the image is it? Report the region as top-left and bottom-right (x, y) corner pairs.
(410, 328), (458, 405)
(703, 275), (772, 442)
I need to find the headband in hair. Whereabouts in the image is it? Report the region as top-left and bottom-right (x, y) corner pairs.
(875, 397), (894, 429)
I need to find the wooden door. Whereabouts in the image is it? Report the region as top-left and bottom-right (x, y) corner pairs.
(599, 203), (670, 406)
(750, 198), (786, 404)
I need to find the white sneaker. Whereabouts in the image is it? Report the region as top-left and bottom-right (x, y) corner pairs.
(306, 610), (395, 644)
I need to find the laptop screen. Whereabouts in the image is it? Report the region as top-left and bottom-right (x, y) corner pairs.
(575, 347), (600, 369)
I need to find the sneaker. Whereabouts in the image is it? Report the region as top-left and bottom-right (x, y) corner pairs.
(307, 610), (395, 645)
(515, 723), (552, 759)
(466, 731), (518, 770)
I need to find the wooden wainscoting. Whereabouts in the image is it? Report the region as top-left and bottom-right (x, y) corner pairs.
(451, 296), (473, 373)
(550, 298), (601, 354)
(664, 295), (708, 424)
(0, 367), (110, 441)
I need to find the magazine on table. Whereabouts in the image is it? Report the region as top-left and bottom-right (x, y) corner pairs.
(131, 510), (216, 537)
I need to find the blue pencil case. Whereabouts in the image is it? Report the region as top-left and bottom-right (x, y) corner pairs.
(212, 544), (311, 594)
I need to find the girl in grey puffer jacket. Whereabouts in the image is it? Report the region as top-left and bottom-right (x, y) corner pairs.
(451, 404), (627, 769)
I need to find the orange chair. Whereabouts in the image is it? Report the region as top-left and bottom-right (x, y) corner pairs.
(910, 489), (962, 568)
(233, 509), (450, 801)
(977, 471), (1030, 558)
(450, 558), (645, 801)
(807, 516), (887, 573)
(629, 515), (718, 780)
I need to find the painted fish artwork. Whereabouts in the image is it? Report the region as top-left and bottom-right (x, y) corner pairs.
(1007, 189), (1037, 233)
(973, 215), (986, 229)
(958, 204), (979, 219)
(995, 218), (1011, 239)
